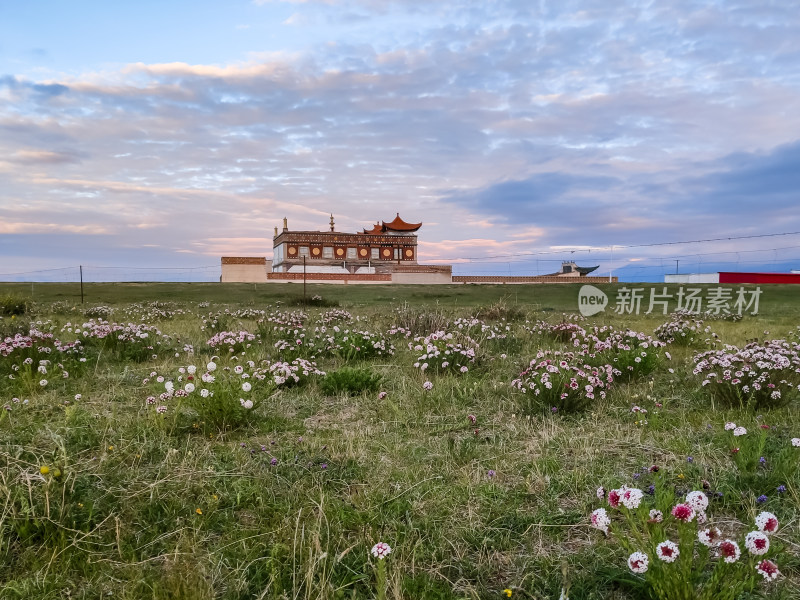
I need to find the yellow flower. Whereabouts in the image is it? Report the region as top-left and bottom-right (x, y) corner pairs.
(195, 508), (203, 515)
(678, 473), (685, 480)
(52, 467), (62, 478)
(39, 465), (50, 475)
(503, 589), (512, 597)
(108, 445), (114, 451)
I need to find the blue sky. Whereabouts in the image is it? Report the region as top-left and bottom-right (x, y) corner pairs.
(2, 0), (800, 281)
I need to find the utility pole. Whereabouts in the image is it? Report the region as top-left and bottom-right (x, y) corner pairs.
(303, 256), (307, 304)
(675, 260), (679, 275)
(609, 245), (614, 283)
(80, 265), (84, 303)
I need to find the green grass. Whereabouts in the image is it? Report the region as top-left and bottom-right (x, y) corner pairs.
(0, 283), (798, 599)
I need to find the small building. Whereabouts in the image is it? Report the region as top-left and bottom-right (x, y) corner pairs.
(665, 272), (800, 285)
(220, 257), (271, 283)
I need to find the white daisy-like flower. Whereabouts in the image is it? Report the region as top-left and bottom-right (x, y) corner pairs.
(648, 509), (663, 523)
(242, 399), (253, 409)
(207, 361), (217, 372)
(792, 438), (800, 447)
(165, 381), (174, 392)
(200, 389), (209, 398)
(627, 552), (649, 574)
(733, 426), (747, 437)
(242, 382), (252, 392)
(187, 365), (196, 375)
(39, 379), (48, 387)
(724, 422), (736, 431)
(371, 542), (392, 559)
(656, 540), (679, 563)
(184, 383), (195, 393)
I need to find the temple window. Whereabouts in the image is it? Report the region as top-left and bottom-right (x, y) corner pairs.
(323, 247), (333, 258)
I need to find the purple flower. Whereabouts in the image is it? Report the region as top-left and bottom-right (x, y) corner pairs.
(756, 494), (768, 504)
(633, 473), (640, 480)
(776, 485), (786, 494)
(487, 469), (496, 478)
(646, 485), (655, 496)
(759, 456), (766, 465)
(551, 406), (558, 413)
(687, 456), (694, 463)
(270, 458), (278, 466)
(321, 463), (328, 470)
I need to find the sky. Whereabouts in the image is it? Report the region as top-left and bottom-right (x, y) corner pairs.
(1, 0), (800, 282)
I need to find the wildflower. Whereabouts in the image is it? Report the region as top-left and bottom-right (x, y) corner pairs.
(242, 399), (253, 409)
(40, 465), (50, 475)
(378, 391), (387, 400)
(184, 382), (195, 393)
(756, 494), (768, 504)
(755, 559), (780, 581)
(698, 527), (722, 547)
(719, 539), (741, 563)
(656, 540), (679, 563)
(468, 414), (477, 424)
(242, 382), (252, 392)
(422, 381), (433, 391)
(686, 456), (693, 463)
(755, 511), (779, 533)
(724, 421), (737, 431)
(671, 503), (695, 522)
(648, 509), (663, 523)
(745, 531), (770, 555)
(590, 508), (610, 534)
(207, 361), (217, 372)
(596, 486), (605, 499)
(733, 426), (747, 437)
(776, 485), (786, 494)
(503, 589), (512, 597)
(74, 393), (82, 401)
(195, 508), (203, 515)
(270, 458), (278, 466)
(371, 542), (392, 559)
(156, 405), (167, 414)
(607, 488), (622, 508)
(686, 491), (709, 512)
(39, 379), (48, 387)
(792, 438), (800, 447)
(627, 551), (649, 574)
(621, 488), (644, 509)
(487, 469), (496, 478)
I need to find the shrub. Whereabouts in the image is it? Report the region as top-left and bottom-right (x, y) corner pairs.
(0, 294), (31, 316)
(291, 295), (339, 307)
(654, 312), (712, 346)
(320, 367), (382, 396)
(83, 305), (113, 319)
(512, 351), (618, 413)
(692, 341), (800, 410)
(409, 330), (477, 375)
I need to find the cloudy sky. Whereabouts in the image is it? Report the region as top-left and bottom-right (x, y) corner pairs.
(2, 0), (799, 281)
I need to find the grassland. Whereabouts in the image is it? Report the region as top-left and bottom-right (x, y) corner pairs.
(0, 283), (799, 599)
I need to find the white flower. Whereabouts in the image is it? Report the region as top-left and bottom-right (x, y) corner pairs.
(39, 379), (48, 387)
(698, 527), (722, 547)
(242, 399), (253, 410)
(755, 511), (779, 534)
(724, 422), (736, 431)
(745, 531), (770, 555)
(686, 491), (708, 512)
(187, 365), (197, 374)
(792, 438), (800, 447)
(371, 542), (391, 559)
(74, 394), (82, 401)
(184, 383), (195, 393)
(719, 539), (741, 563)
(733, 426), (747, 436)
(207, 361), (217, 372)
(656, 540), (679, 563)
(627, 551), (649, 574)
(755, 559), (780, 581)
(621, 488), (644, 509)
(648, 509), (663, 523)
(165, 381), (174, 392)
(200, 389), (209, 398)
(423, 381), (433, 391)
(234, 365), (244, 374)
(590, 508), (610, 534)
(242, 382), (252, 392)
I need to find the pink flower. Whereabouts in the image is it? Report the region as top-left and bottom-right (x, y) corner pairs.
(627, 552), (649, 574)
(755, 559), (780, 581)
(621, 488), (644, 509)
(378, 391), (387, 400)
(422, 381), (433, 391)
(719, 539), (741, 563)
(656, 540), (679, 563)
(745, 531), (770, 555)
(596, 486), (605, 500)
(590, 508), (610, 534)
(755, 511), (779, 533)
(608, 489), (622, 508)
(370, 542), (392, 559)
(671, 503), (695, 522)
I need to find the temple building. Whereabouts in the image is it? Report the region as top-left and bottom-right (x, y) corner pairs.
(272, 213), (423, 274)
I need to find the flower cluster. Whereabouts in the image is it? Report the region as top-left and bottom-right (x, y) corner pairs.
(693, 340), (800, 409)
(268, 358), (326, 387)
(512, 350), (617, 413)
(589, 484), (783, 598)
(206, 330), (256, 353)
(654, 312), (711, 346)
(410, 331), (477, 375)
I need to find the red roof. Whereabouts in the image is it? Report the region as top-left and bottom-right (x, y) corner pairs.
(362, 223), (384, 235)
(383, 213), (421, 232)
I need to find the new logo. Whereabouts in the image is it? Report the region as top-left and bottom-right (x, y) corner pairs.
(578, 285), (608, 317)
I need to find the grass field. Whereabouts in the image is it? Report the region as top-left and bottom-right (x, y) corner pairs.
(0, 282), (799, 599)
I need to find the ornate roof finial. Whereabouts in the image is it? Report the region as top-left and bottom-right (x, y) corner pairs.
(283, 217), (288, 231)
(330, 213), (335, 232)
(274, 226), (278, 237)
